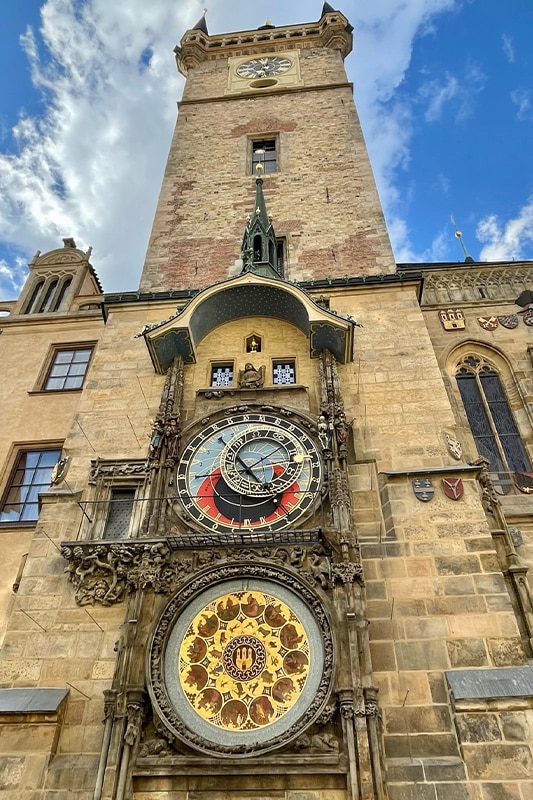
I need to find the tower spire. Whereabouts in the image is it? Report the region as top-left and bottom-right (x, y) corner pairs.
(191, 8), (208, 35)
(450, 215), (474, 263)
(241, 170), (280, 279)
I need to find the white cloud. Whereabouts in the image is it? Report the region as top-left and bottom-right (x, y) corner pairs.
(417, 61), (485, 123)
(477, 197), (533, 261)
(420, 73), (459, 121)
(0, 258), (26, 296)
(511, 89), (532, 121)
(0, 0), (461, 297)
(502, 34), (515, 63)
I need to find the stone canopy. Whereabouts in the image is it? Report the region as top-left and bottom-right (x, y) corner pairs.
(142, 272), (356, 373)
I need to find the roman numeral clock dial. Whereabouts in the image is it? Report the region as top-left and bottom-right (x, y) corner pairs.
(176, 413), (322, 532)
(236, 56), (293, 79)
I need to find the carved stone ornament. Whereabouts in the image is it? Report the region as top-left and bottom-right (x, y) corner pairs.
(60, 539), (333, 607)
(88, 459), (146, 485)
(238, 363), (265, 389)
(147, 563), (334, 758)
(331, 561), (364, 586)
(445, 433), (462, 461)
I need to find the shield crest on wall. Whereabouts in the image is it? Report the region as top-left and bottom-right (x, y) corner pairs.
(522, 310), (533, 326)
(442, 478), (464, 500)
(497, 314), (518, 329)
(477, 316), (498, 331)
(412, 479), (434, 502)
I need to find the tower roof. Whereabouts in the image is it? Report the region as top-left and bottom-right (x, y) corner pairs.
(241, 177), (279, 279)
(190, 11), (208, 35)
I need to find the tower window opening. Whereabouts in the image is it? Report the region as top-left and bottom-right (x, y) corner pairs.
(253, 235), (262, 262)
(39, 279), (59, 313)
(252, 139), (277, 174)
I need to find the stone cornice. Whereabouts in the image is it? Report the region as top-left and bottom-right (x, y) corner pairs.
(175, 11), (353, 75)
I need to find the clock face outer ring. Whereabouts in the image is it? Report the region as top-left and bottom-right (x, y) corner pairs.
(176, 412), (323, 534)
(236, 56), (293, 78)
(147, 563), (334, 757)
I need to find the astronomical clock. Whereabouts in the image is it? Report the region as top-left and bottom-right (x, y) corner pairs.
(175, 411), (323, 533)
(146, 406), (335, 755)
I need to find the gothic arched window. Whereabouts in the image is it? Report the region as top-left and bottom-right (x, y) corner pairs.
(455, 355), (530, 474)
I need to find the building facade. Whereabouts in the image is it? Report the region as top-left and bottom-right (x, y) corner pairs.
(0, 5), (531, 800)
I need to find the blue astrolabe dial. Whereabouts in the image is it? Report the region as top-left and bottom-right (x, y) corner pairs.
(176, 412), (323, 533)
(221, 426), (304, 497)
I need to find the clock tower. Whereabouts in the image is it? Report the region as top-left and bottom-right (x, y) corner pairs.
(140, 4), (396, 292)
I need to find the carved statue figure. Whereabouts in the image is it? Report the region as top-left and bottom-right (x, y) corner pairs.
(334, 410), (349, 458)
(317, 415), (332, 451)
(148, 419), (164, 461)
(238, 363), (265, 389)
(164, 416), (181, 461)
(309, 546), (331, 589)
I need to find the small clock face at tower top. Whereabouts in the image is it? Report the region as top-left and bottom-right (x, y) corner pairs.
(236, 56), (293, 79)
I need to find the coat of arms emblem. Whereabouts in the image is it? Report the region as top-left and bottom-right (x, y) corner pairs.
(477, 316), (498, 331)
(438, 309), (465, 331)
(513, 473), (533, 494)
(412, 478), (434, 502)
(442, 478), (464, 500)
(497, 314), (518, 329)
(522, 309), (533, 327)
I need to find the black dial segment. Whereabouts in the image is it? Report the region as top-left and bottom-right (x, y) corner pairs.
(176, 413), (322, 533)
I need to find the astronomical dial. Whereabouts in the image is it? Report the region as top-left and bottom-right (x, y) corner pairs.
(236, 56), (293, 79)
(176, 412), (322, 533)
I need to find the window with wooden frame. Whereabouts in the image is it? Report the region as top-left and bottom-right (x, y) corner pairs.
(0, 448), (61, 524)
(42, 345), (94, 391)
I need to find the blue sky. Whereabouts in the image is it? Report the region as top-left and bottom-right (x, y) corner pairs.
(0, 0), (532, 298)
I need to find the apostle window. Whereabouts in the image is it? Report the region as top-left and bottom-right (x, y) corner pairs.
(0, 448), (61, 524)
(455, 356), (531, 474)
(251, 139), (277, 174)
(273, 361), (296, 385)
(211, 363), (234, 387)
(42, 345), (94, 391)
